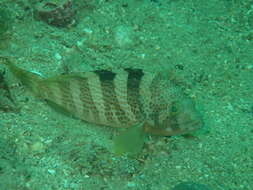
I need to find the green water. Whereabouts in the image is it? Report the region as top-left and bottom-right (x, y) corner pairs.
(0, 0), (252, 189)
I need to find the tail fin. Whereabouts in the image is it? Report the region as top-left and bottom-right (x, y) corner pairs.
(0, 57), (43, 96)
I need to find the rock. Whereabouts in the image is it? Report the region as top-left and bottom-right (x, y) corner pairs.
(172, 182), (212, 190)
(35, 0), (76, 27)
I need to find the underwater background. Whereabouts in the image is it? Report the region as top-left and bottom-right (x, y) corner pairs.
(0, 0), (252, 189)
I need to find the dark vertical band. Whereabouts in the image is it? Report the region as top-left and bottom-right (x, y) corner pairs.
(95, 70), (129, 124)
(125, 68), (144, 119)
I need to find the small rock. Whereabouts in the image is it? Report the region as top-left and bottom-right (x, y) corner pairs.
(30, 141), (45, 153)
(35, 0), (76, 27)
(115, 25), (133, 48)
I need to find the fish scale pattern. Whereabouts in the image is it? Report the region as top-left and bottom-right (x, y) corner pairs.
(1, 57), (203, 136)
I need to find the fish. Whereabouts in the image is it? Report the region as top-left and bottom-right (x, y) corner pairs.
(0, 57), (204, 155)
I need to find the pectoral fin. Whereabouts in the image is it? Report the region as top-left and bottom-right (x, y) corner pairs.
(113, 122), (146, 156)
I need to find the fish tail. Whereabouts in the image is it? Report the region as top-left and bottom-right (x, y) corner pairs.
(0, 57), (43, 96)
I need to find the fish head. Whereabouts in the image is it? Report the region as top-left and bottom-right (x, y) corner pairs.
(164, 97), (204, 136)
(145, 97), (204, 136)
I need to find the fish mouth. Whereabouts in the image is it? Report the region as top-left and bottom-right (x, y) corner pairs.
(177, 117), (204, 134)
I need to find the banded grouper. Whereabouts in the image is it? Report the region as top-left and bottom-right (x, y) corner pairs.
(0, 57), (204, 155)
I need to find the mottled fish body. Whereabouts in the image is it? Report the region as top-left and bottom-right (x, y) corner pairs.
(1, 58), (203, 136)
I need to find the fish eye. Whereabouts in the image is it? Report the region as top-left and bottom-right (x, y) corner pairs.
(170, 103), (178, 113)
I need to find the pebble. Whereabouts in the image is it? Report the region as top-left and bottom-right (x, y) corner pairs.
(30, 141), (45, 153)
(54, 53), (62, 60)
(47, 169), (56, 175)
